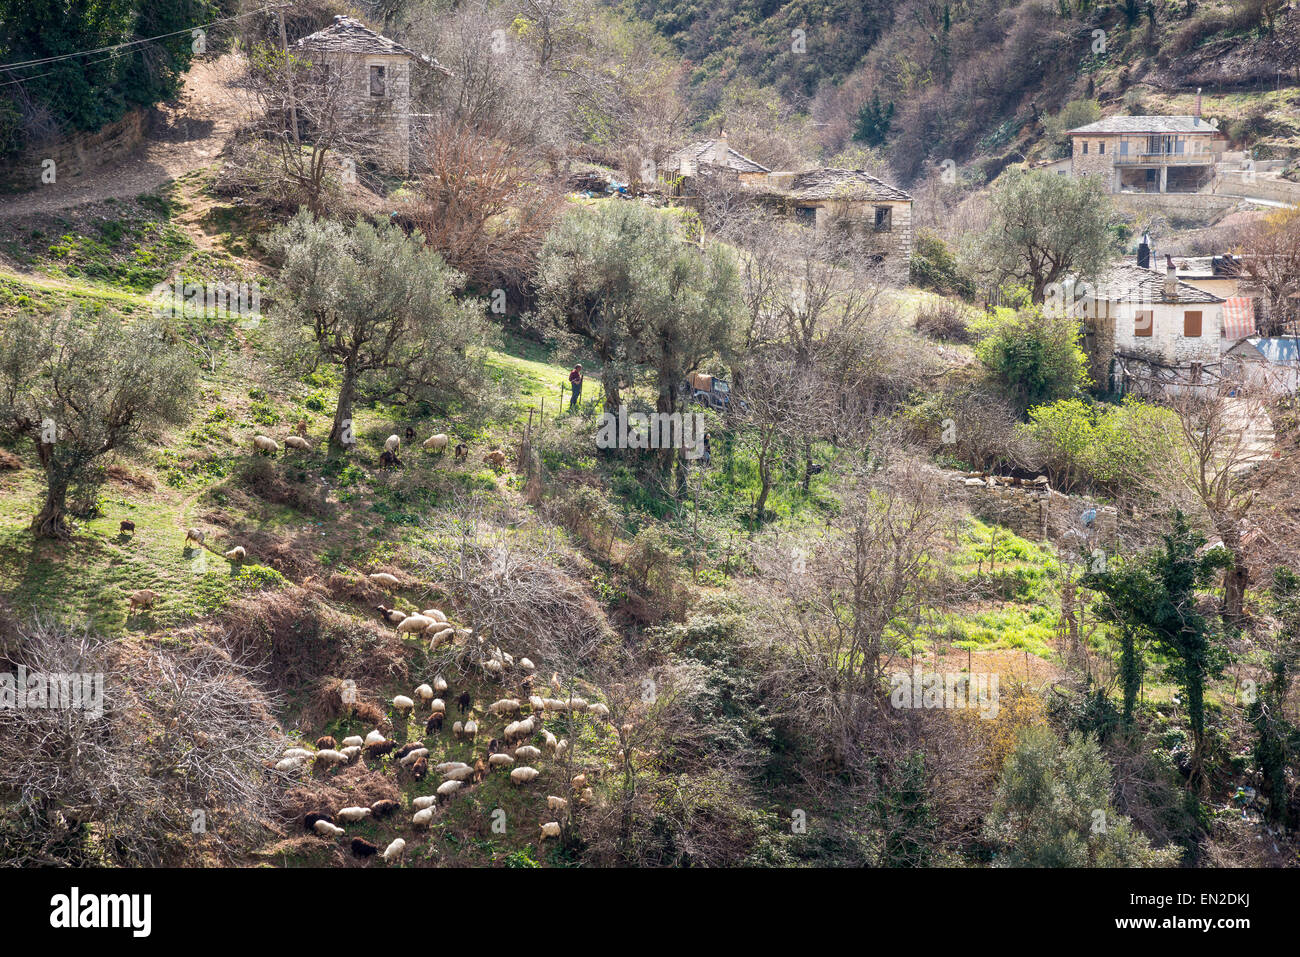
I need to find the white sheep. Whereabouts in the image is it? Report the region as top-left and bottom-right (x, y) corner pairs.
(385, 434), (401, 454)
(337, 806), (372, 823)
(489, 698), (521, 715)
(375, 604), (405, 625)
(368, 572), (401, 588)
(223, 545), (246, 561)
(412, 796), (436, 810)
(515, 745), (541, 762)
(412, 808), (434, 828)
(488, 753), (514, 768)
(464, 719), (478, 737)
(436, 779), (464, 797)
(314, 819), (345, 838)
(542, 731), (558, 753)
(364, 729), (387, 746)
(392, 694), (415, 713)
(539, 822), (561, 840)
(275, 756), (307, 773)
(314, 749), (348, 767)
(529, 695), (546, 712)
(433, 676), (448, 694)
(414, 683), (434, 703)
(580, 787), (594, 805)
(429, 698), (446, 714)
(555, 739), (569, 758)
(452, 721), (464, 738)
(518, 657), (536, 671)
(434, 761), (469, 773)
(396, 615), (435, 636)
(422, 609), (448, 624)
(253, 435), (279, 454)
(339, 745), (361, 762)
(283, 435), (311, 450)
(282, 747), (313, 760)
(428, 626), (455, 650)
(399, 748), (429, 767)
(547, 795), (568, 813)
(510, 767), (540, 785)
(340, 736), (364, 749)
(588, 703), (610, 720)
(382, 837), (406, 864)
(442, 766), (475, 781)
(422, 433), (449, 452)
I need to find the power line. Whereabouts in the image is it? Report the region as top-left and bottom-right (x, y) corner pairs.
(0, 5), (286, 75)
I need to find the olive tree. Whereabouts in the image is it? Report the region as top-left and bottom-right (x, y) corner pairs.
(970, 168), (1115, 304)
(0, 310), (191, 538)
(264, 211), (495, 451)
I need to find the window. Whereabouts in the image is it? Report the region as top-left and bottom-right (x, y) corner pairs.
(1184, 310), (1202, 337)
(795, 206), (817, 226)
(1082, 142), (1088, 154)
(369, 64), (386, 97)
(873, 206), (892, 232)
(1120, 140), (1129, 155)
(1134, 310), (1154, 337)
(1098, 141), (1105, 154)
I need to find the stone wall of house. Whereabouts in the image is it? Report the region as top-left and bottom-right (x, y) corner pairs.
(322, 51), (412, 173)
(812, 198), (912, 285)
(1070, 138), (1113, 183)
(0, 108), (148, 194)
(1110, 301), (1222, 366)
(1112, 192), (1238, 218)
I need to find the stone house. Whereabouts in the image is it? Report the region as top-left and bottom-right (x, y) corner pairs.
(661, 134), (771, 194)
(1058, 258), (1225, 394)
(744, 168), (914, 284)
(294, 16), (449, 174)
(1067, 115), (1225, 194)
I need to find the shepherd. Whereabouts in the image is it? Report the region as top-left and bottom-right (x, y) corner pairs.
(568, 363), (583, 410)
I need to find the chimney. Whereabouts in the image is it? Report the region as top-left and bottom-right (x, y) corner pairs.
(1195, 88), (1202, 119)
(712, 131), (729, 167)
(1164, 255), (1177, 299)
(1137, 238), (1150, 269)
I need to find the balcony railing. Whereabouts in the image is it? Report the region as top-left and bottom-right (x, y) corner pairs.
(1113, 152), (1216, 166)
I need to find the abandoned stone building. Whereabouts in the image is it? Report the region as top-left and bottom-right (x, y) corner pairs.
(661, 134), (771, 194)
(294, 16), (449, 174)
(1067, 114), (1226, 194)
(744, 168), (914, 284)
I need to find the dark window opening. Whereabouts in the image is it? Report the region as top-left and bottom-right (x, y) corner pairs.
(370, 65), (386, 97)
(874, 206), (892, 232)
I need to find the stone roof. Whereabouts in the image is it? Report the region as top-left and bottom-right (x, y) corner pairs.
(757, 167), (912, 203)
(667, 140), (770, 174)
(296, 16), (450, 75)
(1169, 254), (1244, 279)
(1094, 262), (1224, 304)
(1068, 114), (1222, 136)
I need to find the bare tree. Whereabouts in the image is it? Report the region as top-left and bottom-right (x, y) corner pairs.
(1232, 207), (1300, 336)
(0, 618), (285, 867)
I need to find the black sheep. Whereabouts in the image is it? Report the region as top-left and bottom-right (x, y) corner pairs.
(119, 520), (135, 535)
(454, 443), (469, 461)
(404, 427), (416, 440)
(379, 450), (402, 469)
(424, 712), (444, 735)
(304, 812), (333, 832)
(395, 742), (426, 760)
(457, 691), (472, 714)
(370, 799), (400, 819)
(411, 755), (428, 780)
(351, 837), (380, 858)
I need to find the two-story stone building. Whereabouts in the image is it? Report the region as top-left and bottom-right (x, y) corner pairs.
(294, 16), (449, 174)
(1067, 115), (1225, 194)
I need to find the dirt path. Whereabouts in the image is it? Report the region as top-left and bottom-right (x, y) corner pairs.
(0, 55), (248, 220)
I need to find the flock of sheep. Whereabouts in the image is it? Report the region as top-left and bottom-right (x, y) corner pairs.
(276, 594), (617, 865)
(250, 423), (508, 473)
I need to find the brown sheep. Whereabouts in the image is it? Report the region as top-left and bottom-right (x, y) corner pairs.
(127, 589), (157, 611)
(351, 837), (379, 858)
(424, 712), (444, 735)
(484, 449), (507, 468)
(370, 799), (401, 819)
(364, 740), (397, 760)
(411, 755), (428, 780)
(315, 736), (337, 751)
(119, 520), (135, 536)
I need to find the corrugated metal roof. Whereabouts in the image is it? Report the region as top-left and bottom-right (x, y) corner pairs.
(1249, 337), (1300, 363)
(1068, 114), (1223, 135)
